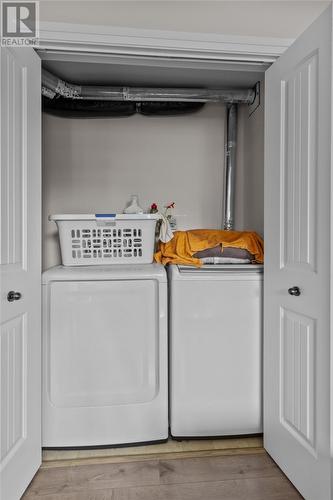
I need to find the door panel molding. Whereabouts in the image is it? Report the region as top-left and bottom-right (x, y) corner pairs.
(0, 314), (27, 466)
(279, 51), (318, 272)
(0, 50), (28, 270)
(279, 307), (316, 455)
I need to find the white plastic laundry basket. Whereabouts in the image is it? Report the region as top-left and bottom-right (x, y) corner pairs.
(50, 214), (159, 266)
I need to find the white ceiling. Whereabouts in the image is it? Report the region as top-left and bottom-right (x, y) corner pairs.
(40, 52), (267, 89)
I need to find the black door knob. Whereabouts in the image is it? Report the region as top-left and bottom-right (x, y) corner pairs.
(288, 286), (301, 297)
(7, 291), (22, 302)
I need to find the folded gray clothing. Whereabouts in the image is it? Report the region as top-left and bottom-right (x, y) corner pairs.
(193, 245), (253, 260)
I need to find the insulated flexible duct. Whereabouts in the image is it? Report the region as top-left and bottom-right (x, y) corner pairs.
(41, 68), (256, 104)
(42, 96), (205, 118)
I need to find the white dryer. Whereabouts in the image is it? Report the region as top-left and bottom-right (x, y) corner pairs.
(168, 264), (263, 438)
(42, 264), (168, 447)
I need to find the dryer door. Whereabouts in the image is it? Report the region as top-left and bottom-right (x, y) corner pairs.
(45, 279), (158, 408)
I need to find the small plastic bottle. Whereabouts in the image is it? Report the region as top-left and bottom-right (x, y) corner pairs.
(123, 195), (144, 214)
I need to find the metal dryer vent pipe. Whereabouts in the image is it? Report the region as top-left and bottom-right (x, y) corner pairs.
(224, 103), (238, 231)
(41, 68), (256, 104)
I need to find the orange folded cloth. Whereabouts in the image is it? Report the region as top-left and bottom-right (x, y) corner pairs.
(154, 229), (264, 267)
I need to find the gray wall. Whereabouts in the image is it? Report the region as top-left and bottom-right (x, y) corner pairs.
(43, 104), (222, 268)
(42, 102), (264, 269)
(239, 83), (265, 236)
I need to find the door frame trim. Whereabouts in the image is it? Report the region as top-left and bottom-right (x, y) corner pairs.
(37, 21), (293, 64)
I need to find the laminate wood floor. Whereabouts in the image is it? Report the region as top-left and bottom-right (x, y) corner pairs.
(42, 437), (263, 465)
(23, 450), (303, 500)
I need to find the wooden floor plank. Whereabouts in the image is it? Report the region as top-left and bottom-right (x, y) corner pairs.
(23, 460), (159, 497)
(23, 452), (303, 500)
(40, 446), (266, 469)
(42, 436), (263, 463)
(24, 476), (302, 500)
(112, 477), (303, 500)
(158, 453), (282, 485)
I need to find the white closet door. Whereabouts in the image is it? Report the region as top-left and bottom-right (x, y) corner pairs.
(264, 6), (331, 500)
(0, 48), (41, 500)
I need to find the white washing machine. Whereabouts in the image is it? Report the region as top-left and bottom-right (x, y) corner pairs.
(42, 264), (168, 447)
(168, 264), (263, 438)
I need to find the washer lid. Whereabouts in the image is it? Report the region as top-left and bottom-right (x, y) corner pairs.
(42, 264), (167, 284)
(177, 264), (264, 274)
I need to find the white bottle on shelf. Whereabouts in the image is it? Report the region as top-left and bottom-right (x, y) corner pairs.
(123, 195), (144, 214)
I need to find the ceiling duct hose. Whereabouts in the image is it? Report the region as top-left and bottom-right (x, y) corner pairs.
(137, 102), (205, 115)
(126, 88), (255, 103)
(42, 96), (137, 118)
(41, 68), (256, 104)
(42, 96), (205, 118)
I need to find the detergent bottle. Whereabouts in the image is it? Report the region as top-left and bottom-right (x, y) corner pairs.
(123, 195), (144, 214)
